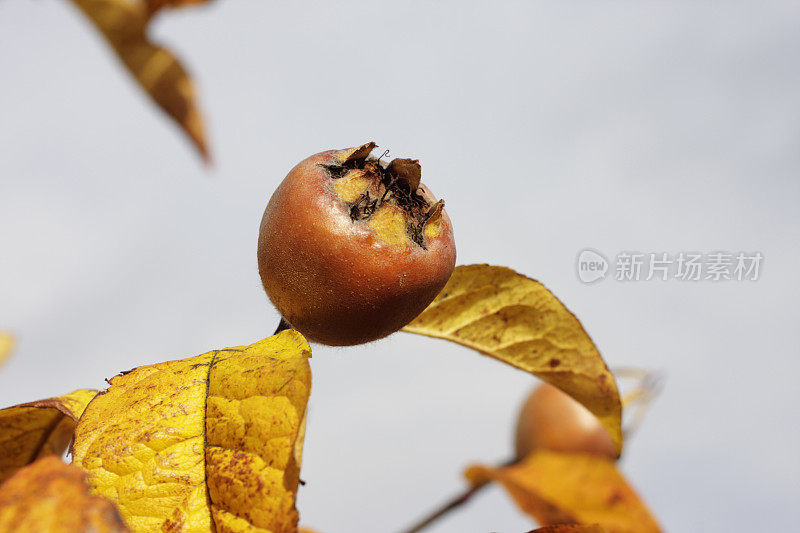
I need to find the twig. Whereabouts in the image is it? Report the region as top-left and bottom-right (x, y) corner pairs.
(274, 317), (292, 335)
(400, 481), (489, 533)
(400, 458), (517, 533)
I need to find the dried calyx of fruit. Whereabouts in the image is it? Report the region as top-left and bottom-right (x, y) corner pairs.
(515, 383), (618, 460)
(258, 142), (456, 346)
(325, 145), (445, 248)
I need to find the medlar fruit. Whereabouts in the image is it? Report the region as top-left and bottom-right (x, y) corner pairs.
(514, 383), (617, 460)
(257, 142), (456, 346)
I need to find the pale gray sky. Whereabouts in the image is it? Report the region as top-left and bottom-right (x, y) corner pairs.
(2, 2), (799, 532)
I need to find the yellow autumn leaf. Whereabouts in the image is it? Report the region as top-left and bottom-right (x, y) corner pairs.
(466, 451), (661, 533)
(0, 389), (99, 484)
(67, 0), (209, 161)
(403, 264), (623, 455)
(0, 456), (128, 532)
(0, 332), (13, 369)
(72, 330), (312, 533)
(146, 0), (210, 18)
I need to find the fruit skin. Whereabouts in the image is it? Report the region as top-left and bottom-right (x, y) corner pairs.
(514, 383), (617, 460)
(258, 144), (456, 346)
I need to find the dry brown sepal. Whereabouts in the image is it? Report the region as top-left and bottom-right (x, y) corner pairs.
(466, 450), (661, 533)
(0, 389), (99, 484)
(0, 456), (128, 532)
(403, 264), (623, 454)
(66, 0), (209, 161)
(0, 332), (12, 369)
(72, 330), (312, 533)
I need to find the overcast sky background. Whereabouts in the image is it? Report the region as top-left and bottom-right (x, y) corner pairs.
(2, 2), (799, 532)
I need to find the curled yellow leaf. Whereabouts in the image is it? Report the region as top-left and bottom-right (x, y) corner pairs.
(0, 332), (12, 368)
(403, 264), (622, 454)
(67, 0), (209, 160)
(72, 330), (312, 533)
(0, 389), (99, 484)
(0, 456), (128, 532)
(466, 451), (660, 533)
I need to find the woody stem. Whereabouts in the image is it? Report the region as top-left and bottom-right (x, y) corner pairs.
(273, 317), (291, 335)
(399, 481), (489, 533)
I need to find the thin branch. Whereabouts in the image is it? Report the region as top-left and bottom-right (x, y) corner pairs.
(400, 481), (489, 533)
(274, 317), (292, 335)
(400, 457), (517, 533)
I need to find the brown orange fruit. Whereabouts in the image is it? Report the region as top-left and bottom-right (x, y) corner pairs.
(515, 383), (617, 460)
(257, 142), (456, 346)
